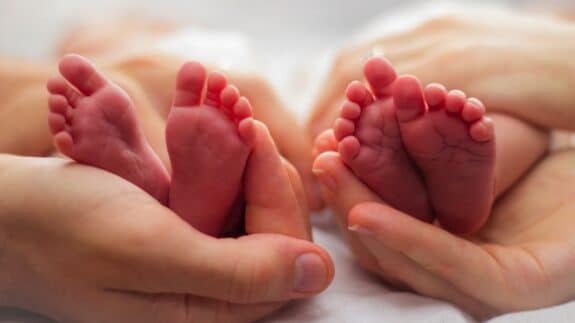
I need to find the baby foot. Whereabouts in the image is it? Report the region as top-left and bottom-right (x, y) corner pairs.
(394, 76), (495, 234)
(166, 61), (255, 237)
(333, 57), (432, 222)
(46, 54), (170, 203)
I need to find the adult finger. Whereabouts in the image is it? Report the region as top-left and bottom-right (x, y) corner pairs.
(99, 205), (334, 304)
(136, 293), (284, 323)
(311, 152), (496, 317)
(182, 297), (284, 323)
(347, 202), (509, 306)
(311, 152), (494, 316)
(273, 122), (323, 212)
(355, 230), (495, 318)
(312, 129), (338, 158)
(243, 121), (310, 240)
(51, 287), (284, 323)
(2, 156), (333, 307)
(312, 152), (381, 211)
(232, 74), (324, 211)
(312, 151), (382, 271)
(282, 157), (312, 238)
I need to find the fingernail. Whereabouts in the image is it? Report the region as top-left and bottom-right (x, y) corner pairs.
(312, 168), (336, 192)
(293, 253), (328, 294)
(348, 225), (375, 236)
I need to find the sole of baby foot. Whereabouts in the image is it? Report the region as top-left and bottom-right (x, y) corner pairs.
(167, 61), (255, 237)
(334, 57), (433, 222)
(394, 76), (496, 234)
(47, 54), (170, 203)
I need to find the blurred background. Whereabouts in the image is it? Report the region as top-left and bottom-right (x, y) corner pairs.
(1, 0), (573, 60)
(2, 0), (571, 120)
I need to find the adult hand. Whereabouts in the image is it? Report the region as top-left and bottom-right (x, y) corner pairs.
(0, 144), (333, 322)
(313, 130), (575, 319)
(307, 9), (575, 139)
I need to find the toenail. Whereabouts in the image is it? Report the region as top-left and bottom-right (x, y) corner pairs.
(293, 253), (328, 294)
(312, 168), (337, 192)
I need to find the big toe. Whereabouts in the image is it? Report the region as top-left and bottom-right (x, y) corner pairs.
(59, 54), (107, 95)
(364, 57), (397, 98)
(174, 61), (208, 107)
(245, 121), (309, 239)
(393, 76), (427, 123)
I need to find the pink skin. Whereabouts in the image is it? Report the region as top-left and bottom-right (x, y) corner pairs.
(167, 61), (256, 237)
(394, 74), (495, 235)
(46, 54), (170, 204)
(333, 57), (433, 223)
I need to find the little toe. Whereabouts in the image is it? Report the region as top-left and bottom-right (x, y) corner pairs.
(204, 71), (228, 107)
(333, 118), (355, 141)
(174, 61), (207, 107)
(445, 90), (467, 114)
(221, 85), (240, 111)
(338, 136), (361, 162)
(340, 101), (362, 120)
(346, 81), (374, 108)
(424, 83), (448, 111)
(393, 76), (427, 123)
(59, 54), (107, 96)
(462, 98), (486, 123)
(53, 131), (74, 157)
(364, 57), (397, 99)
(469, 117), (495, 142)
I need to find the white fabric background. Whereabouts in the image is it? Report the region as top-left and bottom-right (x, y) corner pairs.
(1, 0), (574, 322)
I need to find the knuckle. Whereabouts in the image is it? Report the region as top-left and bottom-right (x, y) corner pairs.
(227, 256), (273, 303)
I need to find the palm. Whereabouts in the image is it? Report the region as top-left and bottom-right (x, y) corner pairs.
(382, 151), (575, 316)
(472, 152), (575, 310)
(1, 149), (320, 323)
